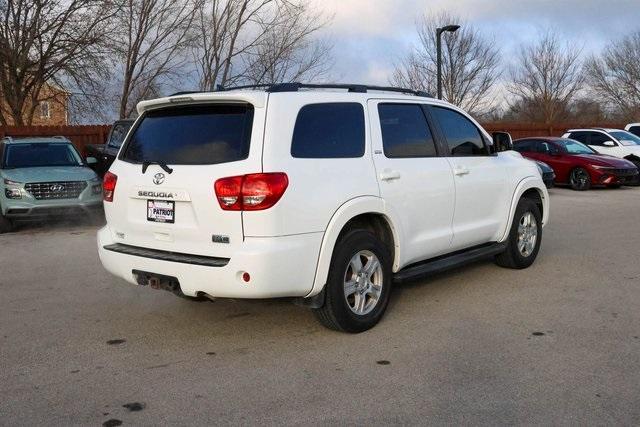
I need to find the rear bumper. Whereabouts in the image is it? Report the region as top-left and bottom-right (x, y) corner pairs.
(97, 226), (323, 299)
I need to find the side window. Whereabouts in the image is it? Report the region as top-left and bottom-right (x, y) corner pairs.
(588, 132), (613, 146)
(377, 103), (437, 158)
(291, 103), (365, 158)
(431, 106), (488, 156)
(568, 132), (588, 144)
(629, 126), (640, 137)
(513, 140), (532, 152)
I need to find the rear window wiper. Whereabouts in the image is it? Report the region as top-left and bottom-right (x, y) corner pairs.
(141, 161), (173, 174)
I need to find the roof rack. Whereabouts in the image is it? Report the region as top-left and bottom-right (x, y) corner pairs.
(170, 83), (432, 98)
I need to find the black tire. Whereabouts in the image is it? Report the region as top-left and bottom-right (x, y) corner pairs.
(495, 198), (542, 269)
(313, 229), (392, 333)
(569, 167), (591, 191)
(0, 212), (13, 234)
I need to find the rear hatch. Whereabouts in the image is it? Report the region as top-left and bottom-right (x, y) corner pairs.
(105, 93), (266, 258)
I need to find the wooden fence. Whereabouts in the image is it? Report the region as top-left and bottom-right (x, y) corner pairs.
(0, 122), (632, 155)
(0, 125), (111, 156)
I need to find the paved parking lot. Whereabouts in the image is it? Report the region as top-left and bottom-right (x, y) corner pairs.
(1, 187), (639, 425)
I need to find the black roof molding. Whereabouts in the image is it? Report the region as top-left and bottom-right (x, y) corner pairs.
(170, 83), (432, 98)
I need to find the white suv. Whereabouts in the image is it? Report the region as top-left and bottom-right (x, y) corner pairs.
(562, 128), (640, 168)
(98, 83), (549, 332)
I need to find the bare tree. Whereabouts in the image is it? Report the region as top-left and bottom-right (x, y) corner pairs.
(0, 0), (115, 125)
(192, 0), (332, 90)
(239, 2), (332, 85)
(507, 30), (584, 124)
(391, 11), (501, 115)
(193, 0), (274, 91)
(585, 31), (640, 121)
(111, 0), (200, 118)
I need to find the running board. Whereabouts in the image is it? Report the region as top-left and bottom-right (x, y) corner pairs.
(393, 242), (507, 284)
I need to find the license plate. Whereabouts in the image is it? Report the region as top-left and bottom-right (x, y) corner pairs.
(147, 200), (175, 223)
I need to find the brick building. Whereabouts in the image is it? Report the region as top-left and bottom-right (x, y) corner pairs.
(1, 83), (70, 126)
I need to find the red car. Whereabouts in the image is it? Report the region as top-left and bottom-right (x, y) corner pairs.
(513, 137), (639, 190)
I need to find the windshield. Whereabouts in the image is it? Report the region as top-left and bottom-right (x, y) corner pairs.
(3, 143), (83, 168)
(557, 139), (596, 154)
(609, 131), (640, 146)
(121, 104), (254, 165)
(108, 122), (134, 149)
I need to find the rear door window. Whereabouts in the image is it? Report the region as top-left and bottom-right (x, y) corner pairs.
(377, 103), (438, 158)
(567, 132), (588, 144)
(513, 140), (533, 152)
(121, 104), (254, 164)
(430, 107), (489, 156)
(291, 103), (365, 158)
(588, 132), (613, 146)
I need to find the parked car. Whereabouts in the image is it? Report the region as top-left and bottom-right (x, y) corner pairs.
(532, 160), (555, 188)
(562, 128), (640, 169)
(86, 119), (135, 177)
(625, 123), (640, 138)
(514, 137), (639, 190)
(97, 83), (549, 332)
(0, 136), (103, 233)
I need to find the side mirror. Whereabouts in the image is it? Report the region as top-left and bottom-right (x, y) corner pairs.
(603, 140), (616, 147)
(86, 156), (98, 165)
(492, 132), (513, 153)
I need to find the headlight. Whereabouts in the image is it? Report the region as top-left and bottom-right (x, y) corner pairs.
(91, 184), (102, 194)
(4, 188), (21, 199)
(3, 179), (22, 199)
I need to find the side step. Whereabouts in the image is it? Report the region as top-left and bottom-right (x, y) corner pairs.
(393, 242), (507, 284)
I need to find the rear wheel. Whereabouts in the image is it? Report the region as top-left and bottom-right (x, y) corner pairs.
(313, 229), (392, 333)
(569, 168), (591, 191)
(495, 198), (542, 269)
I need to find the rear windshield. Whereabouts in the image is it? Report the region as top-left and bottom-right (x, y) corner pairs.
(121, 104), (254, 165)
(3, 143), (83, 168)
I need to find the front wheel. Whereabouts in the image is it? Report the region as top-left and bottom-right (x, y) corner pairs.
(313, 229), (392, 333)
(0, 213), (14, 234)
(569, 167), (591, 191)
(495, 198), (542, 269)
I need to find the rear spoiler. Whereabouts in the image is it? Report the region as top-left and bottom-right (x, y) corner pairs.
(136, 92), (267, 114)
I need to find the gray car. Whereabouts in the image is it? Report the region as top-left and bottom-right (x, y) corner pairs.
(0, 136), (103, 233)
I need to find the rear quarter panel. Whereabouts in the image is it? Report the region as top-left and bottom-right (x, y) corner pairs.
(243, 93), (380, 237)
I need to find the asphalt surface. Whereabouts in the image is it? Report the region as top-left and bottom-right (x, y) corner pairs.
(1, 187), (639, 426)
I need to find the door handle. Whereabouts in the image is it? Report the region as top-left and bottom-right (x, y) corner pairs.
(380, 170), (401, 181)
(453, 166), (470, 176)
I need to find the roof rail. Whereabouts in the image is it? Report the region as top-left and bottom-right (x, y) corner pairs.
(213, 82), (432, 97)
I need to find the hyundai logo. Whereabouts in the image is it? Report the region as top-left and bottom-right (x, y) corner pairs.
(50, 184), (65, 192)
(153, 173), (165, 185)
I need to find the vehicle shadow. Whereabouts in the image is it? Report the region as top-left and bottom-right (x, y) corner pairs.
(9, 211), (105, 234)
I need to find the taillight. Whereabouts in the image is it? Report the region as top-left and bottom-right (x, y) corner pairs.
(103, 172), (117, 202)
(214, 173), (288, 211)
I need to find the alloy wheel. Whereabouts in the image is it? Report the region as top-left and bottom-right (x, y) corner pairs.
(517, 211), (538, 257)
(343, 250), (383, 315)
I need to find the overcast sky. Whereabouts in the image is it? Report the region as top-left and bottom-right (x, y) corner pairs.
(308, 0), (639, 85)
